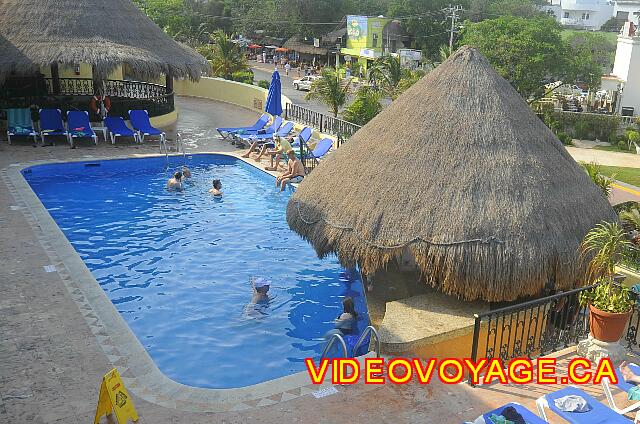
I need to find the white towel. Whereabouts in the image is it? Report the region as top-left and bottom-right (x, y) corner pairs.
(553, 395), (591, 412)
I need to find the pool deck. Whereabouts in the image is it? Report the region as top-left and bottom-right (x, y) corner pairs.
(0, 96), (638, 423)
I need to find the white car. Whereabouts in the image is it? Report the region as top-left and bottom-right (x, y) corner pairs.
(293, 76), (319, 91)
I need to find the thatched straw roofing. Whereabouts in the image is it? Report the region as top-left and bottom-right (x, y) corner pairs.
(287, 46), (618, 302)
(0, 0), (210, 82)
(283, 37), (328, 56)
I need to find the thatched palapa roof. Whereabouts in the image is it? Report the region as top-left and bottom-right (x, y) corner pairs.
(283, 37), (328, 56)
(0, 0), (210, 82)
(286, 46), (618, 302)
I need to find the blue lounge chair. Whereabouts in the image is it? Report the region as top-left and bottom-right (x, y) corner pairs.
(66, 111), (97, 148)
(241, 122), (294, 144)
(464, 402), (548, 424)
(291, 126), (312, 148)
(216, 114), (270, 138)
(104, 116), (139, 145)
(297, 138), (333, 161)
(536, 386), (635, 423)
(234, 116), (283, 137)
(602, 362), (640, 415)
(39, 109), (68, 145)
(128, 110), (165, 143)
(6, 108), (38, 145)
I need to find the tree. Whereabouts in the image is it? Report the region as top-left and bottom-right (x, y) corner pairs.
(197, 31), (249, 80)
(460, 16), (604, 100)
(342, 87), (382, 125)
(581, 222), (631, 284)
(367, 56), (425, 99)
(461, 16), (566, 99)
(306, 69), (351, 117)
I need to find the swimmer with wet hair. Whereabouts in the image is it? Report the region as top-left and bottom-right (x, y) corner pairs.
(167, 171), (183, 191)
(208, 179), (223, 196)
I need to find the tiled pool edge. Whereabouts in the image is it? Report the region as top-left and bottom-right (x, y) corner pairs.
(3, 153), (361, 413)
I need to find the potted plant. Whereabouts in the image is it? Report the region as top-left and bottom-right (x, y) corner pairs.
(579, 222), (635, 342)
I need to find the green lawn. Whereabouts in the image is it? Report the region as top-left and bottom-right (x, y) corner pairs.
(561, 29), (618, 44)
(599, 165), (640, 187)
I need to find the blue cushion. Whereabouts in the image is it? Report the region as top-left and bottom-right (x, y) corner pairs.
(546, 386), (632, 423)
(481, 402), (547, 424)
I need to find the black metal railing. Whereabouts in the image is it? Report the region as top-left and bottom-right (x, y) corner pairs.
(285, 103), (361, 139)
(298, 140), (319, 174)
(469, 285), (595, 385)
(0, 77), (174, 118)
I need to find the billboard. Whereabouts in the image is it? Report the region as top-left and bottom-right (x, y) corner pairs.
(346, 15), (368, 42)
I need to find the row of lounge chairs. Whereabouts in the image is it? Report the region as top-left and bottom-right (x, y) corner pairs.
(467, 365), (640, 423)
(5, 108), (165, 148)
(216, 114), (333, 162)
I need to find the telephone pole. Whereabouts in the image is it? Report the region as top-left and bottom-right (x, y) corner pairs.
(444, 4), (464, 56)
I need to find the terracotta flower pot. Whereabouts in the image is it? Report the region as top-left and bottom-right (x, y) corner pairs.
(589, 304), (632, 343)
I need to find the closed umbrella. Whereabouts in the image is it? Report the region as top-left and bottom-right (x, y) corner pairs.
(265, 70), (282, 116)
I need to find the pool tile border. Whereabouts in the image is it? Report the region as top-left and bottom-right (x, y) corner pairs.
(2, 153), (365, 413)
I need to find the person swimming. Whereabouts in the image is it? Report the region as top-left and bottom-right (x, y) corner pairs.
(208, 179), (223, 196)
(166, 171), (183, 191)
(251, 277), (271, 304)
(182, 167), (192, 179)
(325, 297), (357, 338)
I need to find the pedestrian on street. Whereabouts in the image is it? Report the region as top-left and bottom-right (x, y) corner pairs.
(284, 62), (291, 76)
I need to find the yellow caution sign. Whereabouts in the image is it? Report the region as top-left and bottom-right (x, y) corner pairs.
(94, 368), (139, 424)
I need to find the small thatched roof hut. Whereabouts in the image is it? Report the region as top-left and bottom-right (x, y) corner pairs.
(283, 37), (328, 56)
(0, 0), (210, 82)
(287, 46), (618, 302)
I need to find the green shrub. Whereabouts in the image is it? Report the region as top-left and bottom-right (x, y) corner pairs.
(618, 140), (629, 151)
(574, 120), (591, 140)
(557, 132), (572, 145)
(608, 130), (618, 144)
(230, 70), (254, 85)
(257, 80), (270, 89)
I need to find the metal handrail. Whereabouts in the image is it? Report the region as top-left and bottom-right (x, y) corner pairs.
(320, 333), (348, 359)
(352, 325), (381, 357)
(175, 132), (186, 157)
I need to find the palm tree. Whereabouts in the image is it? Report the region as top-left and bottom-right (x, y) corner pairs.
(580, 162), (614, 198)
(367, 56), (403, 98)
(306, 69), (351, 117)
(581, 222), (631, 286)
(197, 30), (248, 80)
(342, 86), (382, 126)
(620, 208), (640, 232)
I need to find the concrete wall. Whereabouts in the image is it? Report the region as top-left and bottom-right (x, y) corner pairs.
(612, 36), (640, 114)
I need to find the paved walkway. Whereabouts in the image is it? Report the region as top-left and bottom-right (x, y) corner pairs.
(0, 96), (635, 424)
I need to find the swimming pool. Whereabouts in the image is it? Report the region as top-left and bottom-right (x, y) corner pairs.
(23, 154), (368, 389)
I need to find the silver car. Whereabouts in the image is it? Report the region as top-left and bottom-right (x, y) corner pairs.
(293, 76), (319, 91)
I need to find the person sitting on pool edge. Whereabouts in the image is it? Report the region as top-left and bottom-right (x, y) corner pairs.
(209, 179), (223, 196)
(264, 136), (294, 171)
(166, 171), (183, 191)
(275, 150), (305, 191)
(251, 277), (271, 304)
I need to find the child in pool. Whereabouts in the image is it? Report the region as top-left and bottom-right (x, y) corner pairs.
(208, 179), (222, 196)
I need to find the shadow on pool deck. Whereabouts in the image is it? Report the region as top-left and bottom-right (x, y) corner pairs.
(0, 96), (634, 423)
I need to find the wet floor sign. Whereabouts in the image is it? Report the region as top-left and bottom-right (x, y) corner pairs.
(94, 368), (139, 423)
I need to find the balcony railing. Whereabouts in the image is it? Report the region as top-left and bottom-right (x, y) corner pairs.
(0, 77), (174, 118)
(285, 103), (361, 139)
(469, 282), (640, 386)
(621, 245), (640, 273)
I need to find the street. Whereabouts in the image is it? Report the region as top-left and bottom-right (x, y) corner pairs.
(250, 61), (334, 116)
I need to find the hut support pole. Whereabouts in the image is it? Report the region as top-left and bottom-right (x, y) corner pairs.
(50, 63), (60, 95)
(165, 72), (173, 94)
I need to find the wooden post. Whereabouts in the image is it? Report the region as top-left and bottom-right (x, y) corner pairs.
(50, 63), (60, 95)
(165, 71), (173, 94)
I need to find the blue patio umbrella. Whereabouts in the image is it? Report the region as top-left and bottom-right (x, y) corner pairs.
(265, 70), (283, 116)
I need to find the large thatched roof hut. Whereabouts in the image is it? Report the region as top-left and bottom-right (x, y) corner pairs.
(287, 46), (617, 302)
(0, 0), (210, 82)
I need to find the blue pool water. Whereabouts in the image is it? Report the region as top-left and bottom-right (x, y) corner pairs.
(23, 154), (368, 388)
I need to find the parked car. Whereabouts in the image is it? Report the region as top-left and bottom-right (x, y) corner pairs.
(293, 76), (319, 91)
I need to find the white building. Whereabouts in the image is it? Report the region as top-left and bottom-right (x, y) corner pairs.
(544, 0), (640, 30)
(602, 22), (640, 115)
(554, 0), (615, 30)
(614, 0), (640, 24)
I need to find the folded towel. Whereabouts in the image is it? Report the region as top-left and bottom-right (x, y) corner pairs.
(554, 395), (592, 413)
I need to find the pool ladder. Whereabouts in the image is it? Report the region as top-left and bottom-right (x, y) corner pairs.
(159, 132), (187, 162)
(320, 325), (381, 359)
